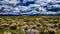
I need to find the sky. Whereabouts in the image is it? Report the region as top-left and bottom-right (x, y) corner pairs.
(0, 0), (60, 15)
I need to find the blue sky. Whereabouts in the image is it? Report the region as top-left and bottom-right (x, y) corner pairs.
(0, 0), (60, 15)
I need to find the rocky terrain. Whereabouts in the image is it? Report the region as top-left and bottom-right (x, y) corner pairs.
(0, 16), (60, 34)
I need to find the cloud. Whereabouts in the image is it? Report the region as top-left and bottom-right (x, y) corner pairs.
(0, 0), (60, 15)
(0, 0), (20, 5)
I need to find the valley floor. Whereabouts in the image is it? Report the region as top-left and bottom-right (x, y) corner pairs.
(0, 16), (60, 34)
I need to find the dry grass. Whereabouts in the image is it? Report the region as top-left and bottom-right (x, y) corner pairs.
(0, 16), (60, 34)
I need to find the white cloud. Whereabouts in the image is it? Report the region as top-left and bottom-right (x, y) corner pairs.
(17, 6), (29, 11)
(0, 0), (60, 15)
(28, 4), (40, 10)
(23, 0), (35, 3)
(23, 0), (28, 3)
(46, 11), (56, 14)
(0, 0), (20, 5)
(39, 11), (56, 14)
(53, 4), (60, 8)
(27, 0), (35, 2)
(39, 7), (46, 12)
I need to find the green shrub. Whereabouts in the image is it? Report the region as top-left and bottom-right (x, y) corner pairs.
(10, 25), (17, 30)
